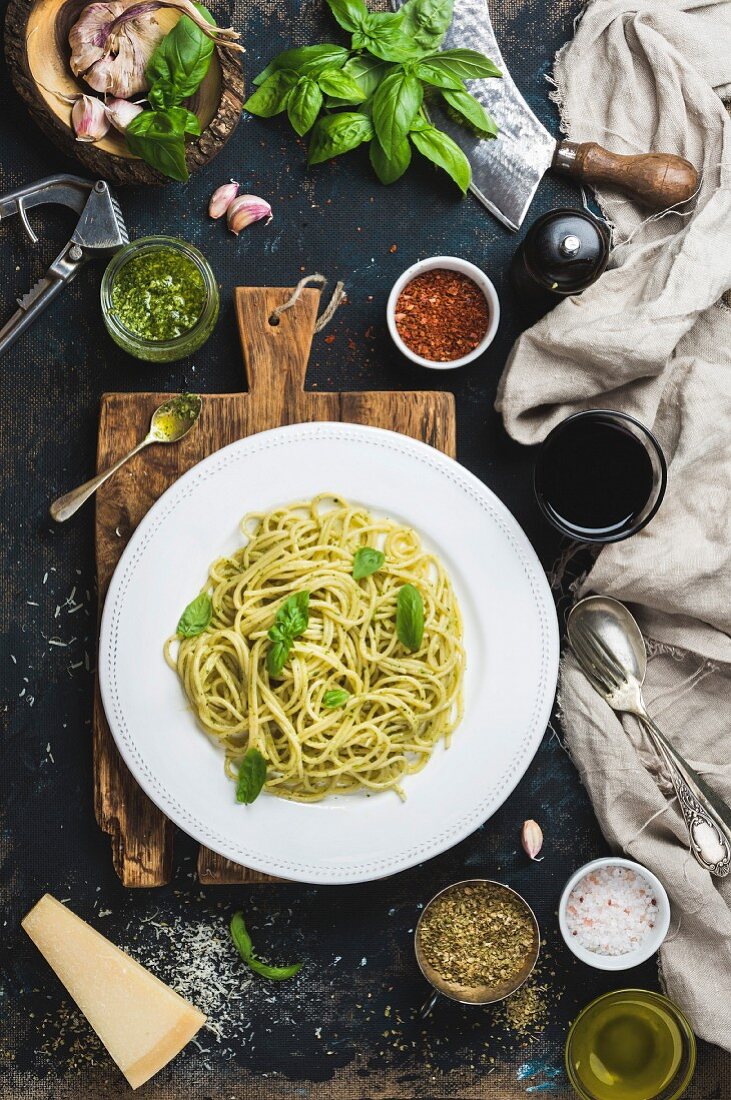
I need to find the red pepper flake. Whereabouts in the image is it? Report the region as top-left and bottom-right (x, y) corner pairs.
(324, 334), (336, 344)
(394, 269), (489, 362)
(389, 244), (398, 253)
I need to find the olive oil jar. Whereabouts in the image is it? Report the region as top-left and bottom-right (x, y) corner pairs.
(565, 990), (696, 1100)
(101, 236), (219, 363)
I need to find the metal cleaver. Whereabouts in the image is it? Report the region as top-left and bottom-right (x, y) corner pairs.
(393, 0), (698, 230)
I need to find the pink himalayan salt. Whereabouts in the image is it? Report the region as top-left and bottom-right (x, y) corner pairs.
(565, 864), (658, 956)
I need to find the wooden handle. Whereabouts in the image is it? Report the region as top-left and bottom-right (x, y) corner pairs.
(553, 141), (698, 210)
(234, 286), (321, 422)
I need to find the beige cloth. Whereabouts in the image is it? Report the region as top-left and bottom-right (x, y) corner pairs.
(495, 0), (731, 1051)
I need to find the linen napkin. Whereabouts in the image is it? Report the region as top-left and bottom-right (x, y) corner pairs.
(495, 0), (731, 1050)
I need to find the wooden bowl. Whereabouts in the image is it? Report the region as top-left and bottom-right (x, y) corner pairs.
(4, 0), (244, 185)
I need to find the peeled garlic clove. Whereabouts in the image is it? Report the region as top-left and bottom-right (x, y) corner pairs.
(209, 180), (240, 219)
(227, 194), (273, 236)
(105, 97), (145, 133)
(521, 819), (543, 861)
(72, 95), (110, 143)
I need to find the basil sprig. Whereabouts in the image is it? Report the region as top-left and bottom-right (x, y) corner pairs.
(177, 592), (213, 637)
(244, 0), (500, 191)
(352, 546), (385, 580)
(124, 3), (215, 181)
(266, 591), (310, 678)
(235, 748), (268, 804)
(396, 583), (424, 651)
(230, 912), (302, 981)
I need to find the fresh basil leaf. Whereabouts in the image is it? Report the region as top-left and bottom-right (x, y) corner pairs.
(441, 87), (498, 138)
(244, 70), (298, 117)
(326, 0), (368, 32)
(398, 0), (453, 51)
(247, 957), (303, 980)
(410, 122), (471, 192)
(352, 12), (417, 63)
(166, 105), (202, 135)
(230, 911), (254, 959)
(146, 3), (216, 101)
(420, 48), (501, 81)
(317, 68), (367, 103)
(230, 911), (302, 981)
(126, 110), (189, 181)
(273, 591), (310, 639)
(235, 748), (268, 804)
(176, 592), (212, 636)
(373, 69), (423, 157)
(308, 112), (374, 164)
(267, 637), (291, 678)
(323, 687), (351, 708)
(148, 79), (178, 110)
(414, 58), (465, 90)
(340, 55), (393, 99)
(254, 44), (350, 86)
(287, 76), (324, 136)
(370, 135), (411, 183)
(352, 546), (386, 580)
(396, 583), (424, 651)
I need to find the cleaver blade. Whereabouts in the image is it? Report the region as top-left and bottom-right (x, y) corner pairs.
(394, 0), (556, 230)
(392, 0), (699, 229)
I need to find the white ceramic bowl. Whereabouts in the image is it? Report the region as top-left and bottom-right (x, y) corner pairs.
(386, 256), (500, 370)
(558, 857), (671, 971)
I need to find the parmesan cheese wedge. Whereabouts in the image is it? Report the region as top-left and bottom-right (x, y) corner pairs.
(22, 894), (206, 1089)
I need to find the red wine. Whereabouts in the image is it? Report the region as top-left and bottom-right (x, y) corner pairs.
(535, 414), (658, 540)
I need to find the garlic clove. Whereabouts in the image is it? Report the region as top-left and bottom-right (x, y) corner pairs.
(521, 819), (544, 861)
(226, 195), (273, 236)
(72, 94), (110, 143)
(209, 181), (240, 219)
(105, 97), (145, 133)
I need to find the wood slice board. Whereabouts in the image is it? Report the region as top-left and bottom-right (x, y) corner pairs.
(93, 286), (456, 887)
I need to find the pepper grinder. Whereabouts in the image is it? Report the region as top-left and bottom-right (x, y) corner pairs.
(511, 208), (610, 312)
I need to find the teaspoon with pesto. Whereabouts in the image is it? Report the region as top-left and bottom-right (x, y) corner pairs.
(50, 394), (202, 523)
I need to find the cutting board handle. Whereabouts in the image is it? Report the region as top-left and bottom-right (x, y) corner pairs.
(234, 286), (321, 414)
(553, 141), (698, 211)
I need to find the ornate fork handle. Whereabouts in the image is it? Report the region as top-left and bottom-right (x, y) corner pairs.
(640, 714), (731, 878)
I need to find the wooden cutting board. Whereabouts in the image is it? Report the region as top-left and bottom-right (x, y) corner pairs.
(93, 286), (456, 887)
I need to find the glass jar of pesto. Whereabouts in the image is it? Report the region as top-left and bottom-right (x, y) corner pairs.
(101, 236), (219, 363)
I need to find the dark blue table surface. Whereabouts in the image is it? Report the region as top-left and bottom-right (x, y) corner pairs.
(1, 0), (728, 1095)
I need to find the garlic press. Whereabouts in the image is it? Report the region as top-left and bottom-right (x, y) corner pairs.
(0, 174), (128, 356)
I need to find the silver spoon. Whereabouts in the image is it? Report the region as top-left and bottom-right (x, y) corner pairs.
(50, 394), (202, 523)
(567, 595), (731, 878)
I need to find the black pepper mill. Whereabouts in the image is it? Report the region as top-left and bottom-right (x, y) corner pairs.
(511, 208), (610, 313)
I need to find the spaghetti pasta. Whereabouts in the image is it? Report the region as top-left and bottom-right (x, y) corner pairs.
(165, 494), (465, 802)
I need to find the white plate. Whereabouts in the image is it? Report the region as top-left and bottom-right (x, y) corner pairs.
(99, 422), (559, 884)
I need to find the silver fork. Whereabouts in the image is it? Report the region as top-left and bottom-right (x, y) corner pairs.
(568, 595), (731, 877)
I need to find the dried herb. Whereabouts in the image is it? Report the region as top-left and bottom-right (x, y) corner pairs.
(418, 882), (535, 989)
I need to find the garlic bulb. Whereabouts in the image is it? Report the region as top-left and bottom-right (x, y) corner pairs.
(520, 819), (544, 861)
(227, 195), (273, 235)
(72, 94), (110, 142)
(69, 0), (242, 98)
(105, 97), (145, 132)
(209, 181), (240, 219)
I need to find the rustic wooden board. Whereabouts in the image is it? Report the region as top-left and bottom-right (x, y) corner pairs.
(93, 286), (456, 887)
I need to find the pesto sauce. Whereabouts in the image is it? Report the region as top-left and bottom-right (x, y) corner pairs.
(110, 248), (206, 341)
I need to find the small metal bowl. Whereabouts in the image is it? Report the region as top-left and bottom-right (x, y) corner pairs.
(414, 878), (540, 1018)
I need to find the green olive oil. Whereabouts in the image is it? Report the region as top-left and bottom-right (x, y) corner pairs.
(568, 992), (691, 1100)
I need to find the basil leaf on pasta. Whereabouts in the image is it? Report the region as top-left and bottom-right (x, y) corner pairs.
(235, 748), (268, 804)
(323, 688), (351, 708)
(353, 547), (385, 580)
(274, 591), (310, 638)
(396, 583), (424, 651)
(177, 593), (212, 637)
(267, 637), (291, 678)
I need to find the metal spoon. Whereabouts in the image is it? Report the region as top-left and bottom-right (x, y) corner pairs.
(567, 595), (731, 877)
(50, 394), (202, 523)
